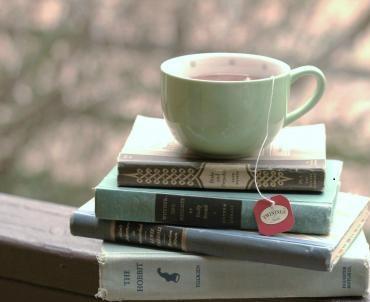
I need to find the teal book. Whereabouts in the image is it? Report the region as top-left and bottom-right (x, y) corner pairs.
(70, 192), (369, 272)
(96, 233), (370, 300)
(95, 160), (342, 235)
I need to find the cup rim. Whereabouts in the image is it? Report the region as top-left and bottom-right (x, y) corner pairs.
(160, 52), (291, 83)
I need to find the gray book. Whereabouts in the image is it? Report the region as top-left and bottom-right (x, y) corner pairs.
(70, 192), (369, 271)
(117, 116), (326, 192)
(96, 233), (370, 301)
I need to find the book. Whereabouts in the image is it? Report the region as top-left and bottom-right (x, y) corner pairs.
(117, 115), (326, 192)
(95, 160), (342, 235)
(70, 192), (369, 271)
(96, 232), (370, 301)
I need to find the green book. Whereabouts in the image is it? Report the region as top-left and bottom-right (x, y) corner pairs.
(117, 116), (326, 192)
(95, 160), (342, 235)
(96, 233), (370, 300)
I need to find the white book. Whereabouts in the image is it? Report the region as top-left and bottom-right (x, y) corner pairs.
(97, 232), (370, 301)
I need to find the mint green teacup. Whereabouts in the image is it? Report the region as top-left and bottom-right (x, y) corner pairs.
(161, 53), (326, 158)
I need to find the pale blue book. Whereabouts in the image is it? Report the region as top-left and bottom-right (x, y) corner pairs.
(94, 160), (343, 235)
(70, 192), (369, 271)
(96, 233), (370, 301)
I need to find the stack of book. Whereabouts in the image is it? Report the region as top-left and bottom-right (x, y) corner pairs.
(70, 115), (370, 301)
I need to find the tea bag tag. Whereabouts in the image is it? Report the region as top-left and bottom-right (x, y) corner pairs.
(253, 195), (295, 236)
(252, 75), (295, 236)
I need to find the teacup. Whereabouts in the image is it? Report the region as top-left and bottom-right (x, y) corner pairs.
(161, 53), (326, 158)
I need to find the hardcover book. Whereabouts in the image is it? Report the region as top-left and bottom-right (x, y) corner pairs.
(70, 192), (369, 271)
(96, 233), (370, 301)
(95, 160), (342, 235)
(117, 115), (326, 192)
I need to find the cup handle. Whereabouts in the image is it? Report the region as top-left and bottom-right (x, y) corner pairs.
(284, 66), (326, 126)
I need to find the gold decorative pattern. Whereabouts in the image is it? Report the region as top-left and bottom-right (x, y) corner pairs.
(255, 170), (294, 188)
(123, 167), (203, 187)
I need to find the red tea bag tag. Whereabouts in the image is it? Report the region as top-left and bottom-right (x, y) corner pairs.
(253, 195), (295, 236)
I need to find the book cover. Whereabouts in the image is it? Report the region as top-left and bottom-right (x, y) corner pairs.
(117, 115), (326, 192)
(96, 233), (370, 301)
(70, 192), (369, 271)
(95, 160), (342, 235)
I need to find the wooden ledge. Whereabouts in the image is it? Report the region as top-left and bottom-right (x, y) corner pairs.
(0, 193), (101, 301)
(0, 193), (368, 302)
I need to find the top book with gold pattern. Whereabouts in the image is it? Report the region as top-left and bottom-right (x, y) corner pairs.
(117, 115), (326, 192)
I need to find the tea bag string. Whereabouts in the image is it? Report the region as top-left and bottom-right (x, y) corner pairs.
(253, 76), (276, 206)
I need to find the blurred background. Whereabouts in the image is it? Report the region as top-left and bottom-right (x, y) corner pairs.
(0, 0), (369, 207)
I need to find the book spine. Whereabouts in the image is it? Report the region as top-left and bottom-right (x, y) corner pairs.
(95, 187), (332, 235)
(71, 212), (329, 271)
(97, 245), (369, 301)
(79, 218), (329, 271)
(118, 160), (325, 192)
